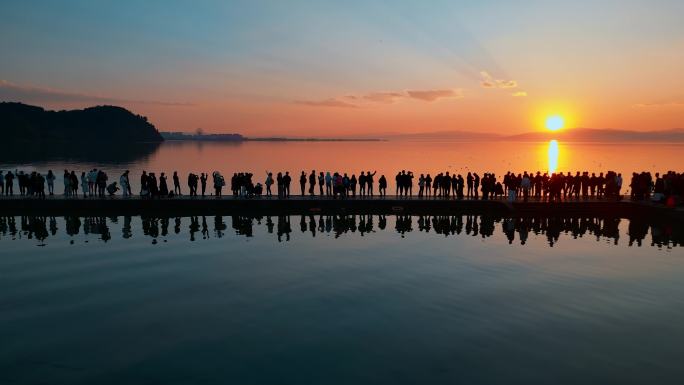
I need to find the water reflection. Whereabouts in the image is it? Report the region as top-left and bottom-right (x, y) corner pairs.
(548, 140), (559, 173)
(0, 142), (161, 164)
(1, 214), (681, 249)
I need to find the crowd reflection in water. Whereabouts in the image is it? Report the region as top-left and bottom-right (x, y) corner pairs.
(0, 215), (681, 249)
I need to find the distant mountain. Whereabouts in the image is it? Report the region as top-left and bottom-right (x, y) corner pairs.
(379, 128), (684, 142)
(384, 130), (502, 141)
(0, 102), (164, 144)
(505, 128), (684, 142)
(161, 131), (382, 142)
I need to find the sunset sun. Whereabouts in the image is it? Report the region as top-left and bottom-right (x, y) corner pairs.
(545, 116), (565, 131)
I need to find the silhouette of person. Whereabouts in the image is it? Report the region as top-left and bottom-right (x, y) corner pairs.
(173, 171), (181, 195)
(283, 172), (291, 198)
(366, 171), (377, 196)
(300, 171), (307, 196)
(378, 175), (387, 197)
(309, 170), (316, 196)
(200, 173), (207, 196)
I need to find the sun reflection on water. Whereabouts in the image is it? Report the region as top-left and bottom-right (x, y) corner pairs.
(548, 140), (559, 173)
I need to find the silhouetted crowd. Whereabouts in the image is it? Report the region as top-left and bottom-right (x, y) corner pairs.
(2, 214), (681, 249)
(1, 168), (683, 205)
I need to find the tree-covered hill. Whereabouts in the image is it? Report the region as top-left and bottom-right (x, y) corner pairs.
(0, 102), (164, 143)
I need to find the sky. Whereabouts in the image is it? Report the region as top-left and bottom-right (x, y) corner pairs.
(1, 0), (684, 137)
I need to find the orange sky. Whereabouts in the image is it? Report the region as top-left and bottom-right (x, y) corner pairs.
(2, 1), (684, 137)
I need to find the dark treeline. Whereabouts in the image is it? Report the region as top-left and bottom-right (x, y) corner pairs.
(0, 102), (163, 144)
(2, 166), (684, 205)
(1, 215), (682, 249)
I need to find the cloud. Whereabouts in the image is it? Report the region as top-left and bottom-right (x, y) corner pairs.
(0, 79), (194, 106)
(480, 71), (518, 89)
(512, 91), (527, 97)
(406, 89), (464, 102)
(295, 87), (464, 108)
(362, 92), (404, 104)
(633, 101), (684, 108)
(294, 98), (359, 108)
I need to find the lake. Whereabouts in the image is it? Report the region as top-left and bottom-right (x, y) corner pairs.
(1, 140), (683, 194)
(1, 213), (683, 384)
(2, 140), (684, 384)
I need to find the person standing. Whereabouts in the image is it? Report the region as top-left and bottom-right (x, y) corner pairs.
(283, 172), (292, 198)
(366, 171), (377, 196)
(0, 171), (4, 195)
(276, 172), (283, 198)
(124, 170), (132, 196)
(173, 171), (181, 195)
(616, 173), (623, 199)
(378, 175), (387, 197)
(521, 172), (531, 202)
(325, 172), (332, 196)
(81, 172), (89, 198)
(359, 172), (366, 197)
(265, 172), (274, 197)
(418, 174), (425, 197)
(140, 171), (149, 196)
(88, 169), (98, 196)
(159, 172), (169, 197)
(5, 171), (14, 195)
(35, 173), (46, 199)
(349, 174), (357, 197)
(318, 172), (325, 196)
(46, 170), (55, 195)
(300, 171), (307, 196)
(120, 171), (130, 197)
(200, 173), (208, 197)
(62, 170), (70, 197)
(213, 171), (224, 197)
(308, 170), (316, 196)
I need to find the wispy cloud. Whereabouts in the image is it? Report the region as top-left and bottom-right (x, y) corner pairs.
(297, 88), (464, 108)
(406, 89), (463, 102)
(294, 98), (359, 108)
(633, 101), (684, 108)
(0, 80), (194, 106)
(363, 92), (405, 104)
(512, 91), (527, 97)
(480, 71), (518, 89)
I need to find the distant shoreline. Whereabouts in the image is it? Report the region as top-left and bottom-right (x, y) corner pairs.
(160, 132), (383, 142)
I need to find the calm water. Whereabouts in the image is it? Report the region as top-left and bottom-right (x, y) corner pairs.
(3, 140), (684, 384)
(1, 213), (684, 384)
(1, 140), (683, 194)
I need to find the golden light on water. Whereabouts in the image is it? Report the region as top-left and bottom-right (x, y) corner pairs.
(548, 140), (559, 173)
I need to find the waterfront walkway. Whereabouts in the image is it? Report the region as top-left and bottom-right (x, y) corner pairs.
(0, 195), (681, 219)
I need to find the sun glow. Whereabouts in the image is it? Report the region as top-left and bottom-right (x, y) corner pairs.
(545, 116), (565, 131)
